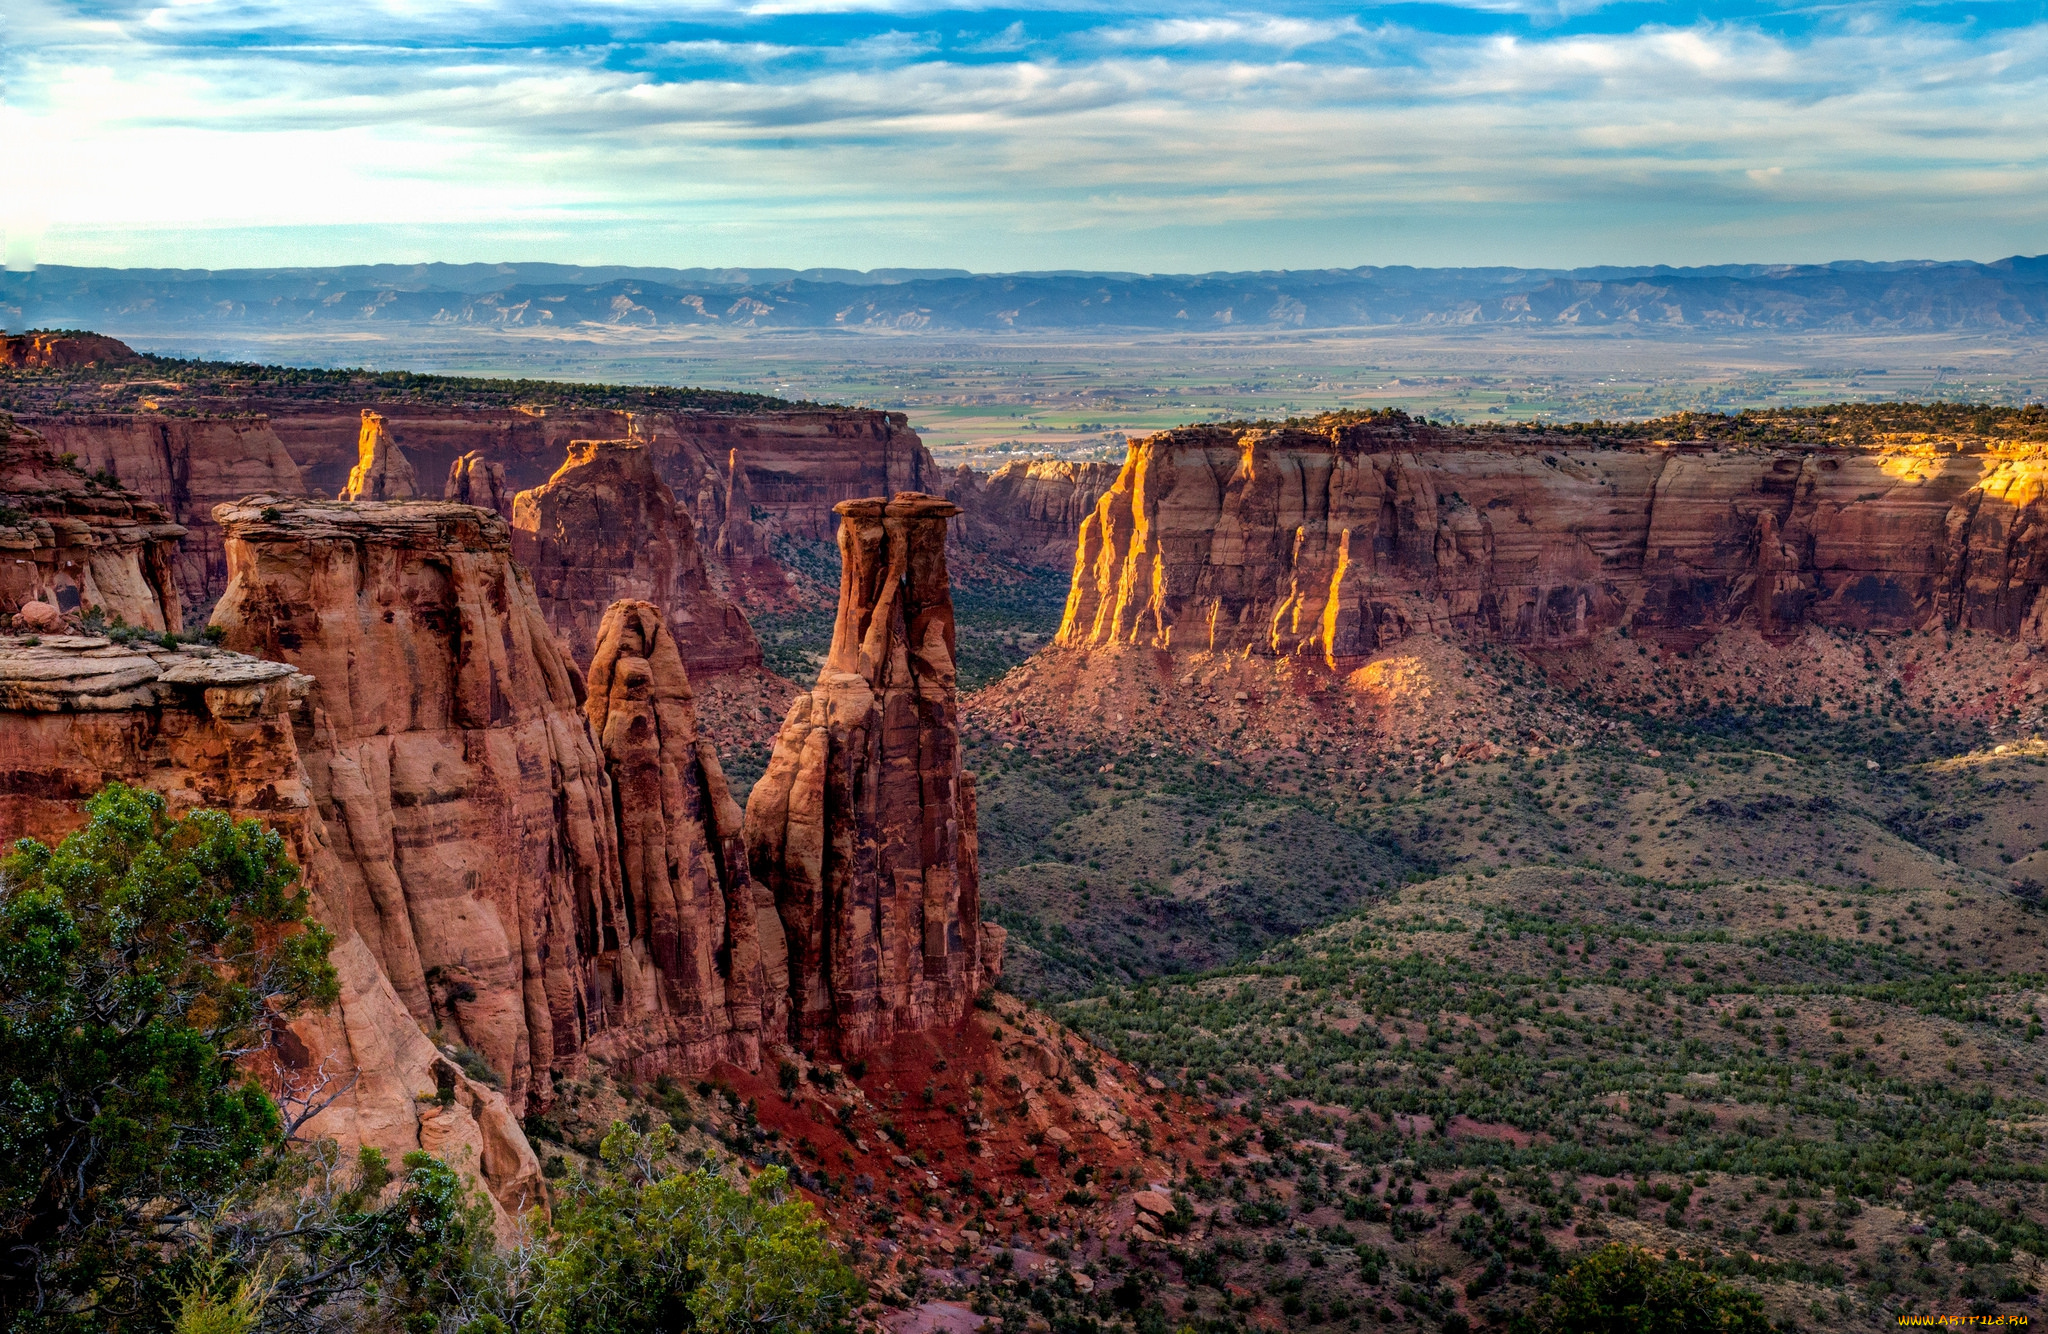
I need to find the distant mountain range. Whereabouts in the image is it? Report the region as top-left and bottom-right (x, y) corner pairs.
(6, 257), (2047, 335)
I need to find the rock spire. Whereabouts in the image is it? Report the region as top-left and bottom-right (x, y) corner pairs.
(744, 492), (1001, 1059)
(339, 410), (418, 502)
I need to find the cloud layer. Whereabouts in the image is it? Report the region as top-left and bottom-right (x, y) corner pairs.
(5, 0), (2046, 269)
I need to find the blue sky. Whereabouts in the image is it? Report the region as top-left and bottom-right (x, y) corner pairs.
(4, 0), (2045, 271)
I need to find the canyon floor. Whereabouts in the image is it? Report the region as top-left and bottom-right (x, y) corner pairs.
(876, 621), (2044, 1330)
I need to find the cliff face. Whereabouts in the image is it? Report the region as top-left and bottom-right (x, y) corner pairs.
(21, 395), (943, 612)
(0, 634), (543, 1227)
(0, 416), (186, 632)
(21, 413), (306, 612)
(745, 494), (1001, 1059)
(510, 438), (762, 676)
(1057, 421), (2048, 663)
(252, 402), (934, 551)
(583, 601), (787, 1077)
(209, 496), (629, 1115)
(948, 458), (1120, 569)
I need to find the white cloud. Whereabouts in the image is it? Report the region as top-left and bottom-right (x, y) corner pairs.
(5, 0), (2046, 267)
(1096, 14), (1364, 50)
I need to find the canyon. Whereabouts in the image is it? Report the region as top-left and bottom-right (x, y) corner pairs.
(12, 338), (2048, 1330)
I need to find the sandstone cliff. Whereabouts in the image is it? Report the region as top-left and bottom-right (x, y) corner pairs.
(745, 494), (1001, 1058)
(0, 415), (185, 632)
(0, 331), (139, 369)
(947, 457), (1120, 569)
(340, 410), (418, 501)
(583, 601), (787, 1077)
(23, 413), (306, 612)
(210, 496), (629, 1115)
(0, 634), (543, 1227)
(20, 386), (958, 613)
(1057, 419), (2048, 663)
(510, 438), (762, 676)
(246, 402), (934, 554)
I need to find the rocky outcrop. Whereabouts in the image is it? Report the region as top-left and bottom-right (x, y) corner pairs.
(0, 416), (185, 632)
(745, 494), (1001, 1059)
(0, 331), (139, 369)
(22, 413), (307, 612)
(340, 411), (418, 501)
(0, 634), (543, 1228)
(509, 438), (762, 675)
(209, 495), (628, 1115)
(1057, 420), (2048, 664)
(445, 451), (511, 516)
(583, 601), (786, 1076)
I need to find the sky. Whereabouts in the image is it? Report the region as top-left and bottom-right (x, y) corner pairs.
(3, 0), (2046, 273)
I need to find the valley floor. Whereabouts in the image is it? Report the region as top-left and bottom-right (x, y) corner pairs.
(939, 624), (2048, 1331)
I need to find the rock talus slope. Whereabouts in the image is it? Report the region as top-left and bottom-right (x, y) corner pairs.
(510, 437), (762, 675)
(0, 635), (543, 1227)
(745, 492), (1002, 1059)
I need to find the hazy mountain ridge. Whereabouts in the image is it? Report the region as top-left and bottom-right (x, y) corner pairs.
(7, 256), (2048, 335)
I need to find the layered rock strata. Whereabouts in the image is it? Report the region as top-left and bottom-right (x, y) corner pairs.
(745, 493), (1001, 1059)
(583, 601), (787, 1076)
(1058, 420), (2048, 664)
(510, 438), (762, 675)
(340, 411), (418, 501)
(0, 634), (542, 1227)
(209, 495), (627, 1115)
(21, 391), (964, 610)
(0, 416), (185, 631)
